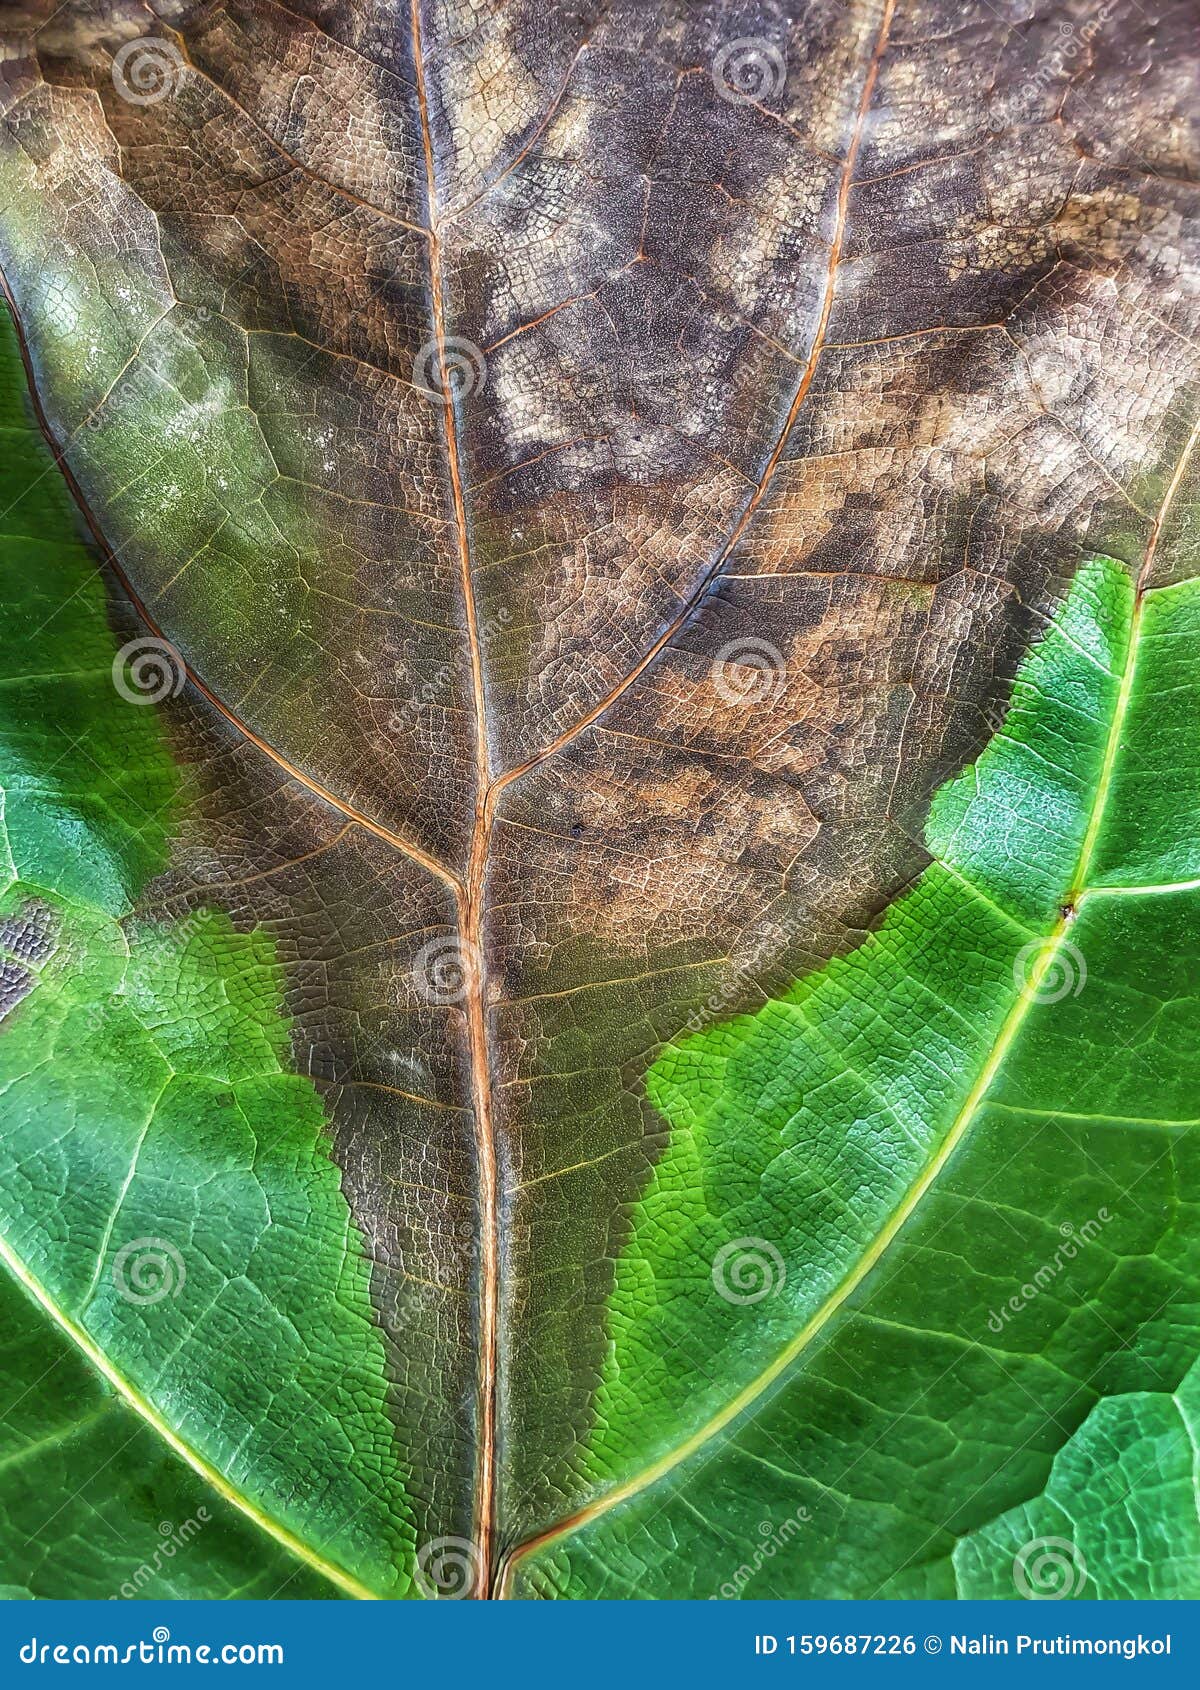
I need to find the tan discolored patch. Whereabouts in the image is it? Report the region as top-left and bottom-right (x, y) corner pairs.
(2, 0), (1196, 1579)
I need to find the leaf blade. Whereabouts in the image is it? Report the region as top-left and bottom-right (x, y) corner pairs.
(0, 307), (419, 1598)
(508, 556), (1200, 1598)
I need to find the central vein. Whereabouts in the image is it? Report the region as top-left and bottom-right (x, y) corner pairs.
(408, 0), (500, 1599)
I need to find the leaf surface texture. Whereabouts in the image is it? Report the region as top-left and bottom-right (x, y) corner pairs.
(0, 0), (1197, 1600)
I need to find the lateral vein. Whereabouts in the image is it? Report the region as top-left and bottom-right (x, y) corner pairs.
(0, 1232), (381, 1600)
(498, 416), (1192, 1589)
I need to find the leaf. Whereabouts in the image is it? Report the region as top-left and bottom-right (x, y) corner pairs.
(1, 0), (1198, 1601)
(510, 553), (1200, 1598)
(0, 308), (414, 1598)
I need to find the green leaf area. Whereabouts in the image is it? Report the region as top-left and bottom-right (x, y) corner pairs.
(3, 289), (1198, 1602)
(514, 551), (1200, 1599)
(0, 308), (415, 1599)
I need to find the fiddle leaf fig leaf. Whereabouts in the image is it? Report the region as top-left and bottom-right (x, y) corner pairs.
(509, 552), (1200, 1599)
(0, 0), (1197, 1601)
(0, 306), (416, 1600)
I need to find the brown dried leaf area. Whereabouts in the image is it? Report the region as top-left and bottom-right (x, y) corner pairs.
(1, 0), (1197, 1587)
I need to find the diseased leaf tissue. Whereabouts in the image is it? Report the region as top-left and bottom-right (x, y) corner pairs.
(0, 0), (1197, 1601)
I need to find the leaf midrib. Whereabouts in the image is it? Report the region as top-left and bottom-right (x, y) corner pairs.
(406, 0), (501, 1595)
(8, 1), (1191, 1604)
(5, 0), (904, 1601)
